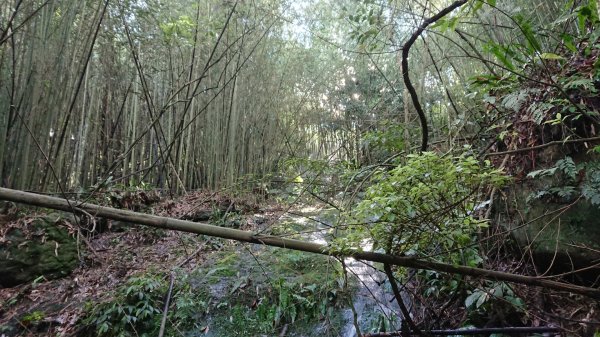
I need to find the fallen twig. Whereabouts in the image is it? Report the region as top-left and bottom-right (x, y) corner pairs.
(364, 326), (562, 336)
(158, 272), (176, 337)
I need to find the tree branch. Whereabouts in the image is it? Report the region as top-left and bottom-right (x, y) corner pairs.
(364, 326), (562, 337)
(401, 0), (468, 152)
(383, 264), (424, 336)
(484, 136), (600, 157)
(158, 272), (176, 337)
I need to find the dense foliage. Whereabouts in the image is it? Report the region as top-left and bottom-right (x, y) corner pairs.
(3, 0), (600, 336)
(339, 152), (507, 263)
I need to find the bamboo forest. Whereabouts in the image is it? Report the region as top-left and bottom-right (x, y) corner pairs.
(2, 0), (600, 336)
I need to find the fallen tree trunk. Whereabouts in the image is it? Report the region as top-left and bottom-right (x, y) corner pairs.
(1, 187), (599, 299)
(364, 326), (563, 336)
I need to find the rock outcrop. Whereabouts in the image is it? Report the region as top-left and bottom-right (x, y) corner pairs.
(497, 154), (600, 285)
(0, 214), (79, 287)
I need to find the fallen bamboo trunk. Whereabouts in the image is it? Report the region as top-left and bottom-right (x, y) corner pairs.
(1, 187), (599, 299)
(364, 326), (563, 336)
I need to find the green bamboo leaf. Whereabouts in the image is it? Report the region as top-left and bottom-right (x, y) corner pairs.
(487, 43), (515, 71)
(540, 52), (565, 60)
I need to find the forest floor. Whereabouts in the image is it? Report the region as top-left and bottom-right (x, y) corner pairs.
(1, 190), (599, 336)
(1, 225), (203, 336)
(0, 191), (367, 337)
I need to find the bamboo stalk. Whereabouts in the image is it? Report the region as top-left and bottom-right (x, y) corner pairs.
(158, 272), (175, 337)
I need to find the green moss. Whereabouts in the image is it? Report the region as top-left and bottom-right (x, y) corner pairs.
(208, 266), (237, 279)
(500, 175), (600, 282)
(204, 251), (241, 282)
(211, 302), (346, 337)
(20, 311), (45, 325)
(0, 216), (79, 287)
(188, 245), (347, 337)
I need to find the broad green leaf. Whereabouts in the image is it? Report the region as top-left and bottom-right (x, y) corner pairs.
(476, 292), (488, 308)
(561, 33), (577, 52)
(465, 292), (479, 308)
(472, 1), (484, 13)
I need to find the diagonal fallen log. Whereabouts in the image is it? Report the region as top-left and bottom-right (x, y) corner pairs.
(1, 187), (599, 299)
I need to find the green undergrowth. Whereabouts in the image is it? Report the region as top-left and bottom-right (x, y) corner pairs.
(197, 245), (348, 336)
(80, 243), (349, 337)
(80, 270), (208, 337)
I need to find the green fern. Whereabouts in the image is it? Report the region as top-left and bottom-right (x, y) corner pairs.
(528, 157), (600, 206)
(583, 169), (600, 205)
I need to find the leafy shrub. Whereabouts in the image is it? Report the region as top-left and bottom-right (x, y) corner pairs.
(464, 281), (526, 327)
(467, 0), (600, 176)
(20, 310), (45, 326)
(83, 274), (165, 337)
(82, 272), (206, 337)
(335, 152), (509, 328)
(340, 151), (508, 261)
(362, 121), (405, 161)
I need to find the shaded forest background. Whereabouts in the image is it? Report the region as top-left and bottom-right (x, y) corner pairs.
(1, 0), (576, 193)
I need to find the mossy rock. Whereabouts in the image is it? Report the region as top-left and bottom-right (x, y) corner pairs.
(0, 216), (79, 287)
(497, 177), (600, 284)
